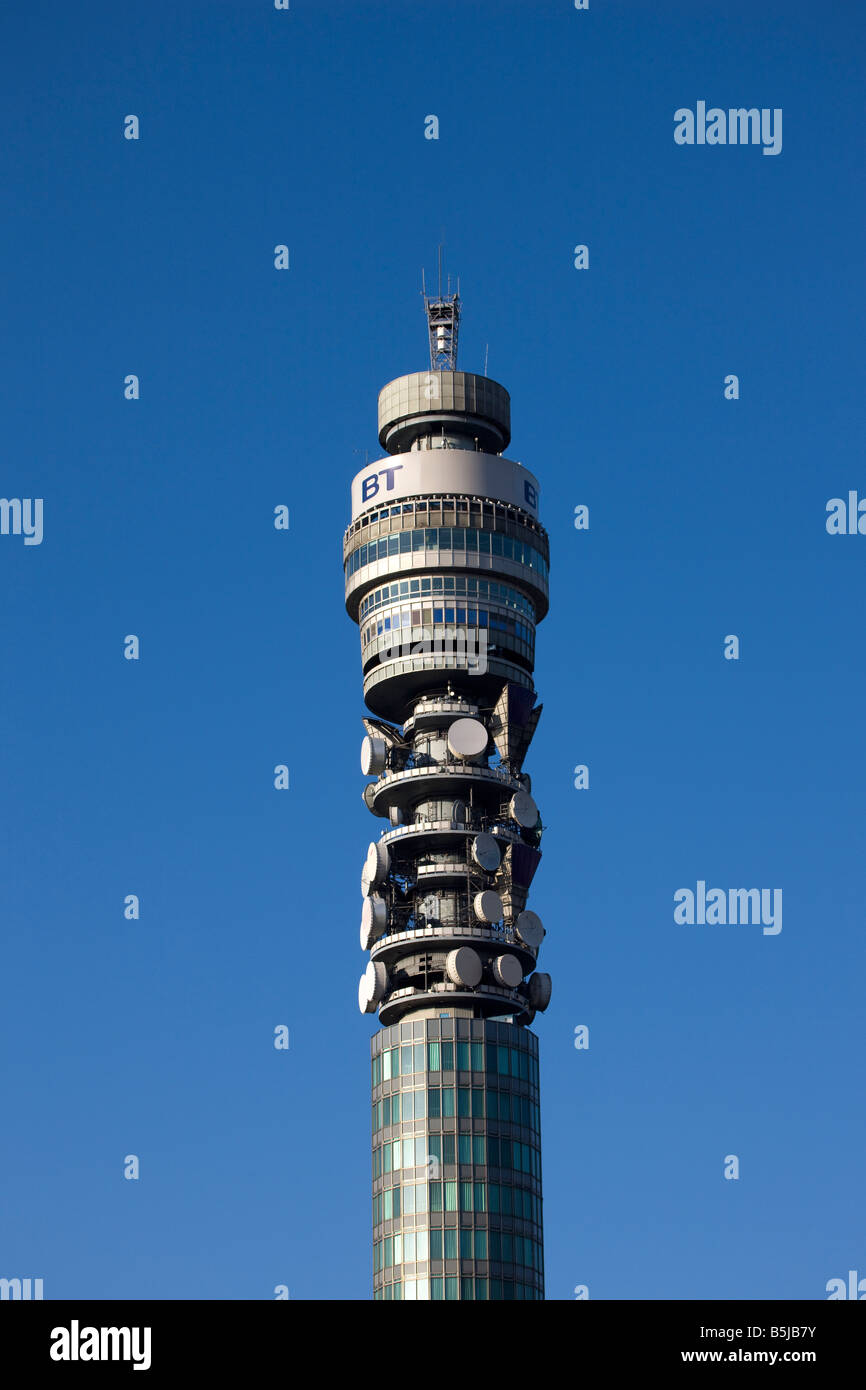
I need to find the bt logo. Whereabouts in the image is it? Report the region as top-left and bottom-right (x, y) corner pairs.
(361, 466), (403, 502)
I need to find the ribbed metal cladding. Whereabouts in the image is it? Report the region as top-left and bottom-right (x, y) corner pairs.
(347, 318), (551, 1301)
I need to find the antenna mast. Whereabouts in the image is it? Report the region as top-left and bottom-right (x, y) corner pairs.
(422, 245), (461, 371)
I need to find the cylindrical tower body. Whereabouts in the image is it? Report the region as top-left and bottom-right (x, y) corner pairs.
(346, 312), (551, 1302)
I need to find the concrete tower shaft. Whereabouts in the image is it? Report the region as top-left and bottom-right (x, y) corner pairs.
(346, 293), (551, 1301)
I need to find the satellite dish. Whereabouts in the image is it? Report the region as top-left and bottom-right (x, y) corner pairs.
(472, 833), (501, 872)
(361, 735), (387, 776)
(365, 840), (390, 884)
(515, 909), (545, 949)
(360, 896), (388, 950)
(362, 783), (379, 813)
(445, 947), (482, 987)
(389, 806), (405, 826)
(509, 789), (538, 828)
(447, 717), (488, 760)
(492, 954), (523, 988)
(473, 890), (503, 923)
(365, 959), (388, 1003)
(528, 971), (552, 1010)
(361, 867), (375, 897)
(358, 974), (377, 1013)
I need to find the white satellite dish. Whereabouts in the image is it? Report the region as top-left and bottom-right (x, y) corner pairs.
(388, 806), (405, 826)
(509, 789), (538, 828)
(361, 735), (387, 776)
(447, 717), (488, 760)
(528, 972), (552, 1010)
(365, 959), (388, 1003)
(365, 840), (390, 884)
(445, 947), (482, 987)
(515, 910), (545, 949)
(492, 954), (523, 988)
(472, 833), (501, 872)
(473, 890), (503, 924)
(360, 896), (388, 950)
(358, 974), (377, 1013)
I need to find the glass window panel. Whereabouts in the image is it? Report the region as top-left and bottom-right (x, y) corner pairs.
(475, 1229), (488, 1260)
(428, 1042), (441, 1072)
(432, 1278), (444, 1300)
(476, 1278), (488, 1300)
(416, 1185), (428, 1213)
(486, 1088), (498, 1119)
(471, 1042), (483, 1071)
(498, 1045), (509, 1074)
(478, 532), (491, 554)
(401, 1045), (413, 1075)
(404, 1183), (415, 1214)
(385, 1237), (393, 1267)
(402, 1138), (414, 1168)
(442, 1087), (455, 1117)
(444, 1229), (458, 1259)
(393, 1140), (402, 1170)
(461, 1230), (473, 1260)
(415, 1089), (426, 1118)
(473, 1136), (486, 1165)
(489, 1184), (500, 1213)
(394, 1234), (402, 1264)
(472, 1088), (484, 1118)
(430, 1229), (443, 1260)
(428, 1087), (441, 1118)
(457, 1042), (470, 1071)
(491, 534), (503, 556)
(430, 1182), (443, 1212)
(399, 532), (411, 552)
(474, 1183), (486, 1212)
(444, 1181), (457, 1212)
(425, 528), (437, 548)
(392, 1093), (401, 1123)
(460, 1182), (473, 1212)
(458, 1088), (470, 1117)
(383, 1050), (392, 1081)
(416, 1277), (429, 1300)
(414, 1136), (427, 1165)
(458, 1135), (472, 1165)
(404, 1232), (415, 1261)
(433, 607), (444, 624)
(439, 528), (451, 548)
(443, 1134), (455, 1165)
(414, 1043), (425, 1073)
(384, 1189), (393, 1220)
(384, 1144), (392, 1174)
(442, 1042), (454, 1071)
(452, 529), (465, 548)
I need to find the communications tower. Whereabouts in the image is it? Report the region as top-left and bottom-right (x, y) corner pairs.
(344, 277), (551, 1300)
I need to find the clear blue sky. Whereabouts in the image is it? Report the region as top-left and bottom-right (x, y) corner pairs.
(1, 0), (863, 1300)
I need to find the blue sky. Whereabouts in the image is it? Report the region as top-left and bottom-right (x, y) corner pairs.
(1, 0), (863, 1300)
